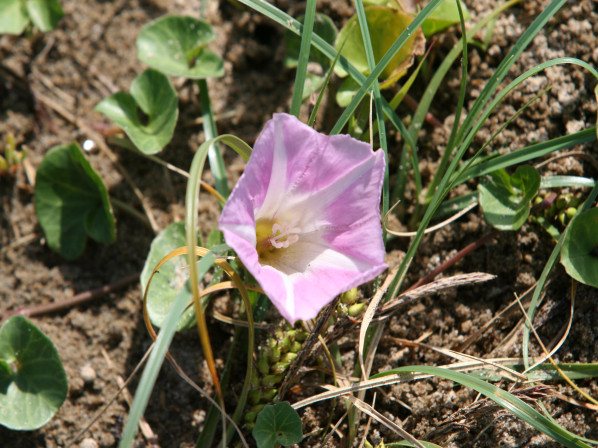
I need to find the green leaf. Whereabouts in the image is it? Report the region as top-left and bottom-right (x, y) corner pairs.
(0, 0), (28, 34)
(0, 315), (67, 430)
(140, 222), (198, 330)
(253, 402), (303, 448)
(336, 76), (360, 108)
(95, 69), (178, 155)
(422, 0), (470, 36)
(561, 207), (598, 287)
(34, 142), (115, 259)
(478, 165), (540, 230)
(137, 15), (224, 79)
(284, 13), (337, 69)
(26, 0), (63, 32)
(335, 5), (425, 84)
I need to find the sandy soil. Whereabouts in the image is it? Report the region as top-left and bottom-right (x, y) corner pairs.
(1, 0), (597, 447)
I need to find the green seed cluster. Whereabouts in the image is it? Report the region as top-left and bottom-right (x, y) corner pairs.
(335, 287), (367, 319)
(533, 193), (581, 227)
(244, 326), (308, 429)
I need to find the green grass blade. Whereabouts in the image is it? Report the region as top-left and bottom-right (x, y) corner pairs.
(393, 0), (522, 203)
(354, 0), (389, 226)
(236, 0), (418, 152)
(289, 0), (317, 117)
(198, 80), (230, 198)
(308, 41), (344, 127)
(458, 58), (598, 166)
(540, 176), (595, 189)
(420, 0), (469, 206)
(456, 128), (596, 183)
(329, 0), (444, 135)
(372, 366), (592, 448)
(119, 249), (221, 447)
(454, 0), (568, 152)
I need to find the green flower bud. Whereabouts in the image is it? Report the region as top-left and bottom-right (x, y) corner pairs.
(271, 361), (290, 374)
(268, 346), (281, 363)
(262, 388), (278, 402)
(248, 389), (261, 404)
(261, 374), (284, 387)
(290, 341), (303, 353)
(281, 352), (297, 363)
(341, 288), (358, 304)
(348, 302), (367, 317)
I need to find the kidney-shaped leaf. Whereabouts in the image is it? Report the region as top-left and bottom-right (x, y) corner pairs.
(26, 0), (63, 32)
(478, 166), (540, 231)
(35, 142), (115, 259)
(95, 68), (178, 154)
(0, 315), (67, 430)
(335, 5), (425, 85)
(253, 402), (303, 448)
(137, 15), (224, 79)
(140, 222), (197, 330)
(421, 0), (470, 36)
(561, 208), (598, 287)
(0, 0), (29, 34)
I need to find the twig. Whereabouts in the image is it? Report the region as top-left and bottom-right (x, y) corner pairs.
(0, 273), (139, 320)
(405, 229), (499, 292)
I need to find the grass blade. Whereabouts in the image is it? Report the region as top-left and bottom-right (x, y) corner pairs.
(289, 0), (317, 117)
(372, 366), (592, 448)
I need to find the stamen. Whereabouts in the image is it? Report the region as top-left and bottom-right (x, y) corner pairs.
(269, 222), (301, 249)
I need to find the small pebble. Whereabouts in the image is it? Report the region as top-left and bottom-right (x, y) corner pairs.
(79, 438), (98, 448)
(80, 364), (96, 384)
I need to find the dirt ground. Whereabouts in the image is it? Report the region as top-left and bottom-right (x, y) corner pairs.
(1, 0), (597, 447)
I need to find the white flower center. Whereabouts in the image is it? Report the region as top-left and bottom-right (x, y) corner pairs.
(269, 222), (301, 249)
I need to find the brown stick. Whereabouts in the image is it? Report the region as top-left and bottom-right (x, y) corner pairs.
(0, 273), (139, 320)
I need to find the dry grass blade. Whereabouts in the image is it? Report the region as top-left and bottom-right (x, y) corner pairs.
(340, 392), (426, 448)
(383, 199), (478, 237)
(379, 272), (496, 318)
(386, 337), (526, 381)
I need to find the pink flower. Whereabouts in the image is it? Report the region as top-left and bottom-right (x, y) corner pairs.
(219, 113), (387, 324)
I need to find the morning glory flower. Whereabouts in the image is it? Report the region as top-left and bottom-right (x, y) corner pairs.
(219, 113), (387, 324)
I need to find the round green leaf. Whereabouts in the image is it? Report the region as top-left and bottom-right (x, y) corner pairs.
(0, 0), (29, 34)
(140, 222), (197, 331)
(478, 166), (540, 231)
(95, 68), (178, 155)
(0, 315), (67, 430)
(136, 15), (224, 79)
(34, 142), (116, 259)
(26, 0), (63, 32)
(561, 208), (598, 287)
(421, 0), (470, 36)
(335, 5), (425, 84)
(252, 402), (303, 448)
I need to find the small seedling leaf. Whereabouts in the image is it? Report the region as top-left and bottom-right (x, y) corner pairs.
(478, 165), (540, 230)
(561, 208), (598, 287)
(0, 315), (67, 430)
(0, 0), (29, 34)
(95, 68), (178, 154)
(335, 5), (425, 84)
(140, 222), (197, 330)
(137, 15), (224, 79)
(284, 13), (337, 69)
(26, 0), (63, 32)
(421, 0), (470, 36)
(253, 402), (303, 448)
(34, 142), (115, 259)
